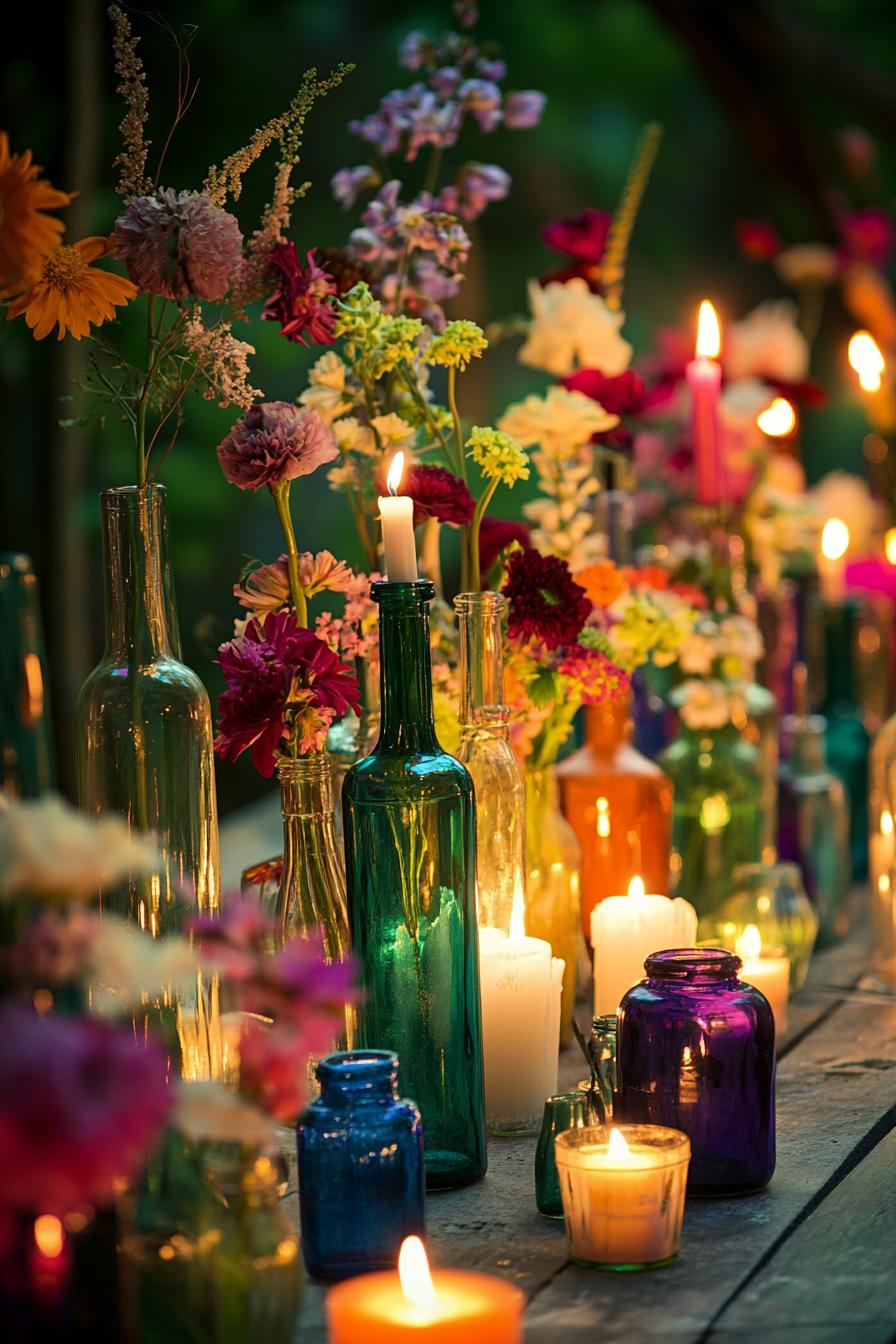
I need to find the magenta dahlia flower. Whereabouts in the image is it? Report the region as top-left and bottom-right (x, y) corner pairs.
(113, 188), (244, 300)
(215, 612), (360, 777)
(0, 1004), (171, 1212)
(478, 516), (530, 577)
(502, 548), (592, 650)
(562, 368), (646, 418)
(375, 464), (474, 527)
(542, 208), (612, 262)
(262, 242), (338, 345)
(217, 402), (337, 491)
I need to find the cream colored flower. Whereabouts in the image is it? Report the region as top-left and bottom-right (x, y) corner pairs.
(0, 796), (159, 903)
(678, 621), (720, 676)
(498, 386), (617, 454)
(369, 412), (416, 452)
(519, 278), (633, 377)
(775, 244), (838, 288)
(299, 352), (355, 423)
(678, 679), (734, 731)
(173, 1080), (277, 1146)
(88, 917), (198, 1016)
(724, 301), (809, 383)
(332, 416), (376, 456)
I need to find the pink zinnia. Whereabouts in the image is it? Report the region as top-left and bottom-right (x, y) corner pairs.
(502, 549), (592, 650)
(556, 643), (630, 705)
(113, 188), (244, 300)
(217, 402), (337, 491)
(0, 1005), (171, 1212)
(262, 242), (338, 345)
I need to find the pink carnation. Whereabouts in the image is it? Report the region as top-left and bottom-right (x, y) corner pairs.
(113, 188), (243, 300)
(0, 1004), (171, 1212)
(217, 403), (337, 491)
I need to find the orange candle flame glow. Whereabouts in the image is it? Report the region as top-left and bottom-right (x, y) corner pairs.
(398, 1236), (437, 1309)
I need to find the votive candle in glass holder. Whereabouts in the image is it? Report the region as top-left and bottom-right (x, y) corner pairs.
(555, 1124), (690, 1271)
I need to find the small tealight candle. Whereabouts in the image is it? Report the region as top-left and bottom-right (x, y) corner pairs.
(479, 884), (564, 1134)
(591, 876), (698, 1015)
(378, 452), (418, 581)
(555, 1125), (690, 1270)
(326, 1235), (524, 1343)
(818, 517), (849, 606)
(686, 299), (723, 505)
(736, 924), (790, 1035)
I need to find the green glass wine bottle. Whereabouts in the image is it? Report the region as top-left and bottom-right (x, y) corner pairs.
(342, 579), (486, 1190)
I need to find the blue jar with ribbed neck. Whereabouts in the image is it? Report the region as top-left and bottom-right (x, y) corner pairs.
(297, 1050), (425, 1281)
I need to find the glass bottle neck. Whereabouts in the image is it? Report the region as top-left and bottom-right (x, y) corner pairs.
(317, 1050), (399, 1103)
(279, 751), (336, 818)
(101, 485), (180, 660)
(374, 580), (439, 753)
(585, 697), (632, 755)
(455, 591), (508, 736)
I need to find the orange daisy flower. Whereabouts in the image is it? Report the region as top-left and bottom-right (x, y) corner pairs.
(577, 560), (627, 610)
(0, 133), (73, 292)
(6, 237), (137, 341)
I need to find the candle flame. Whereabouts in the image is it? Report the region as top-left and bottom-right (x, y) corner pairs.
(848, 330), (885, 393)
(756, 397), (797, 438)
(509, 878), (527, 940)
(398, 1236), (437, 1308)
(820, 517), (849, 561)
(627, 874), (645, 900)
(886, 529), (896, 566)
(386, 451), (405, 497)
(695, 300), (721, 360)
(607, 1127), (632, 1160)
(882, 810), (894, 838)
(737, 923), (762, 961)
(33, 1214), (65, 1259)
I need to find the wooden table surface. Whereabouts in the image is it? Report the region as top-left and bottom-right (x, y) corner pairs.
(222, 803), (896, 1343)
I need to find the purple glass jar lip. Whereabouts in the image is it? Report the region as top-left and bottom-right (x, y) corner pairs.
(645, 947), (742, 981)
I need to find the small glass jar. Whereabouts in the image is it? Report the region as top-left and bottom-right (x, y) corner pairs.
(555, 1124), (690, 1270)
(698, 862), (819, 992)
(534, 1091), (594, 1219)
(617, 948), (776, 1196)
(297, 1051), (425, 1281)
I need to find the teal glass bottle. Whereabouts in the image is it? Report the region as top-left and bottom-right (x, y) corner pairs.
(342, 579), (486, 1190)
(819, 603), (869, 880)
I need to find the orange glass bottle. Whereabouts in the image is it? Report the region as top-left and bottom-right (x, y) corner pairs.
(557, 694), (673, 943)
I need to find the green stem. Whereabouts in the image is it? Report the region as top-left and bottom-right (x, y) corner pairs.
(422, 146), (443, 197)
(396, 367), (451, 455)
(447, 366), (467, 482)
(467, 477), (499, 593)
(271, 482), (308, 627)
(135, 296), (157, 487)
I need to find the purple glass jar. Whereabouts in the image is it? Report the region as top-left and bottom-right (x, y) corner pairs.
(617, 948), (775, 1196)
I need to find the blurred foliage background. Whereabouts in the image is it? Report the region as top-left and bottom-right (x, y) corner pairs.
(2, 0), (894, 811)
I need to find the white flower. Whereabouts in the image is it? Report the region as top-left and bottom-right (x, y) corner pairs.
(678, 622), (719, 676)
(724, 301), (809, 384)
(88, 916), (199, 1016)
(718, 615), (764, 673)
(774, 244), (838, 288)
(678, 679), (735, 731)
(519, 278), (633, 377)
(369, 412), (417, 452)
(809, 470), (881, 555)
(299, 352), (355, 423)
(0, 796), (160, 903)
(332, 416), (376, 456)
(173, 1080), (276, 1146)
(763, 453), (806, 497)
(499, 386), (617, 454)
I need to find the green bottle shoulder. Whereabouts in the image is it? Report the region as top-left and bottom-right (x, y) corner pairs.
(342, 748), (474, 801)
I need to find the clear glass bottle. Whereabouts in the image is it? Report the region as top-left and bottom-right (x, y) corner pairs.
(453, 592), (525, 932)
(122, 1136), (301, 1343)
(699, 861), (819, 992)
(76, 486), (219, 926)
(523, 766), (581, 1048)
(659, 720), (763, 920)
(266, 753), (349, 961)
(557, 694), (672, 941)
(868, 712), (896, 984)
(777, 711), (850, 945)
(297, 1050), (425, 1280)
(617, 948), (776, 1196)
(342, 579), (486, 1190)
(0, 552), (55, 799)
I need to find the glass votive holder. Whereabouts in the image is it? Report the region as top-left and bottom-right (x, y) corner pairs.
(555, 1124), (690, 1271)
(534, 1092), (594, 1219)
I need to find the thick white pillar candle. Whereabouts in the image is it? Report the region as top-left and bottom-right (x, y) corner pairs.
(736, 924), (790, 1035)
(592, 877), (698, 1014)
(479, 891), (564, 1133)
(378, 451), (418, 581)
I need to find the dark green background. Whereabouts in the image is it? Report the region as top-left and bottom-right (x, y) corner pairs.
(2, 0), (894, 810)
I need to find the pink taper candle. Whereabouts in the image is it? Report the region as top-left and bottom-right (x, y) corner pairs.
(686, 300), (723, 505)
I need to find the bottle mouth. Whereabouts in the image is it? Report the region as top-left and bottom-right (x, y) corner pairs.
(316, 1049), (398, 1086)
(453, 591), (505, 614)
(371, 578), (435, 605)
(102, 483), (167, 503)
(645, 947), (741, 982)
(734, 861), (801, 885)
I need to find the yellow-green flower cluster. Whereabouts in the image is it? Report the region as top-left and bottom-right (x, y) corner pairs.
(334, 282), (385, 360)
(466, 426), (530, 487)
(370, 315), (425, 379)
(425, 320), (488, 371)
(605, 590), (698, 673)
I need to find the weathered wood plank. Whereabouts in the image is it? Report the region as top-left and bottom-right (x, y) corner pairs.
(707, 1124), (896, 1340)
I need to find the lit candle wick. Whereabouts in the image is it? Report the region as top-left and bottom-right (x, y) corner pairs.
(607, 1126), (632, 1161)
(387, 450), (405, 498)
(398, 1235), (437, 1309)
(627, 875), (645, 901)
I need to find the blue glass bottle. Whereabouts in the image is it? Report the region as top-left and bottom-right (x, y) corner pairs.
(297, 1051), (425, 1281)
(342, 579), (486, 1190)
